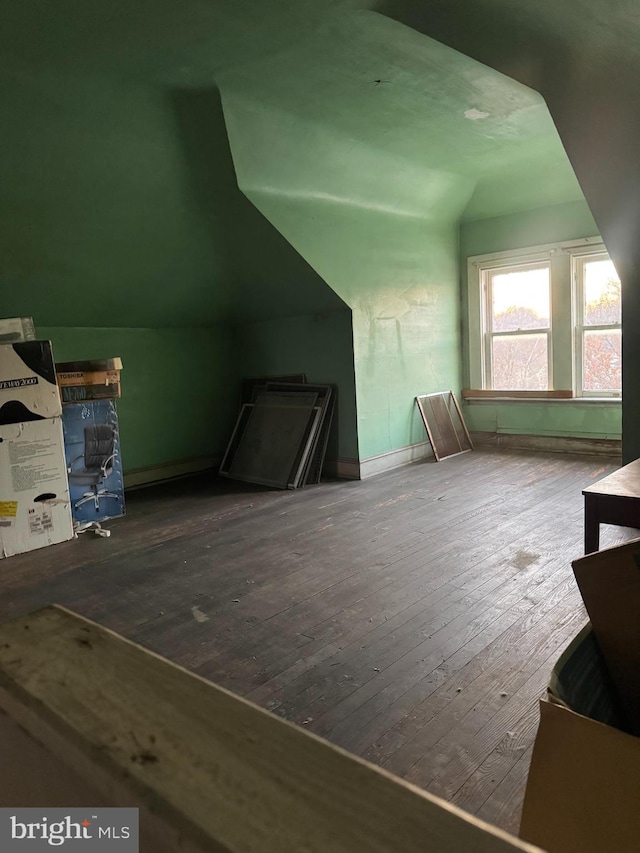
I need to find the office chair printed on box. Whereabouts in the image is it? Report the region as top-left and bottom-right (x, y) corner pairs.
(67, 423), (121, 511)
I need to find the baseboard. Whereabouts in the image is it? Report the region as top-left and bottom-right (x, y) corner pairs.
(124, 455), (220, 489)
(358, 441), (434, 480)
(127, 454), (360, 488)
(352, 431), (621, 483)
(123, 433), (619, 491)
(470, 431), (622, 457)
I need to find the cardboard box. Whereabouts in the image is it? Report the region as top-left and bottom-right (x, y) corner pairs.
(0, 418), (74, 558)
(520, 624), (640, 853)
(0, 317), (36, 344)
(0, 341), (62, 425)
(58, 378), (121, 404)
(62, 400), (125, 525)
(571, 538), (640, 733)
(56, 357), (123, 374)
(56, 358), (122, 404)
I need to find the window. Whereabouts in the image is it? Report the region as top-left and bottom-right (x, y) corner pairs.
(484, 261), (551, 391)
(574, 253), (621, 396)
(467, 238), (621, 398)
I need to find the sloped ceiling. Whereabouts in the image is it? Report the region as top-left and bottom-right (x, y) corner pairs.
(381, 0), (640, 266)
(0, 0), (586, 326)
(221, 10), (583, 233)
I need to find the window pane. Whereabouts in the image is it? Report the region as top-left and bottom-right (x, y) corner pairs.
(492, 333), (548, 390)
(584, 259), (621, 325)
(491, 267), (550, 331)
(583, 329), (621, 392)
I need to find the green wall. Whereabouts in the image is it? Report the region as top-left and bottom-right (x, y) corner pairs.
(7, 0), (636, 470)
(225, 194), (464, 462)
(0, 73), (344, 328)
(467, 402), (621, 441)
(220, 13), (582, 461)
(459, 201), (621, 440)
(460, 200), (598, 259)
(5, 79), (347, 480)
(220, 170), (464, 459)
(41, 327), (238, 474)
(384, 0), (640, 460)
(349, 221), (460, 458)
(235, 311), (359, 461)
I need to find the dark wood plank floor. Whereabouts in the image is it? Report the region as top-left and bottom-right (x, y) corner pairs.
(1, 449), (635, 834)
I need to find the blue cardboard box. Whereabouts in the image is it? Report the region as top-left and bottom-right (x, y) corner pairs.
(62, 400), (125, 525)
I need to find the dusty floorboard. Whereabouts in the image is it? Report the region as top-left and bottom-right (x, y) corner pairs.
(1, 449), (634, 834)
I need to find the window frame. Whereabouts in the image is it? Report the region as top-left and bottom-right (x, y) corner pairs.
(573, 249), (622, 399)
(482, 259), (552, 392)
(467, 236), (620, 399)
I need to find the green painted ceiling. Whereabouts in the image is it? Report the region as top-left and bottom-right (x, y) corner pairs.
(220, 11), (584, 227)
(0, 0), (591, 327)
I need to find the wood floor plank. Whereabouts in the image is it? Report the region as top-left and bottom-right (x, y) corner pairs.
(364, 581), (582, 768)
(336, 579), (583, 758)
(0, 448), (633, 836)
(264, 545), (578, 733)
(475, 746), (534, 835)
(403, 623), (589, 797)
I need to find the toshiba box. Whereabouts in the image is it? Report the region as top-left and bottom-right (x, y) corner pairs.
(0, 418), (74, 558)
(56, 357), (122, 404)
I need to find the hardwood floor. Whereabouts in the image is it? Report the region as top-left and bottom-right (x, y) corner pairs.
(1, 449), (634, 835)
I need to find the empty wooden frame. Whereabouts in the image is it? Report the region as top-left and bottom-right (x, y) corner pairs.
(220, 382), (336, 489)
(415, 391), (473, 461)
(220, 392), (319, 489)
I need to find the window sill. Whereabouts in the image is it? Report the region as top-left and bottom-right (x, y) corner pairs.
(463, 395), (621, 405)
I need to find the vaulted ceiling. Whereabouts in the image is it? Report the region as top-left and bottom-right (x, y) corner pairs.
(1, 0), (633, 327)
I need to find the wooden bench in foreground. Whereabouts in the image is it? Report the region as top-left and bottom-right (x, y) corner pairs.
(583, 458), (640, 553)
(0, 606), (542, 853)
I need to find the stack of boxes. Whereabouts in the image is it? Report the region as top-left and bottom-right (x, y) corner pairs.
(0, 329), (74, 558)
(0, 317), (126, 557)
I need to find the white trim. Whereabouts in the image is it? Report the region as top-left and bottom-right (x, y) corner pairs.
(124, 456), (219, 489)
(573, 251), (621, 398)
(464, 396), (620, 405)
(467, 235), (603, 268)
(359, 441), (434, 479)
(467, 235), (611, 395)
(481, 260), (552, 391)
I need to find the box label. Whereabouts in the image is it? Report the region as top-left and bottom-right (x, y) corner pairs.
(0, 501), (18, 517)
(57, 370), (120, 387)
(27, 506), (53, 534)
(61, 383), (121, 404)
(0, 500), (18, 528)
(8, 435), (63, 494)
(0, 377), (38, 390)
